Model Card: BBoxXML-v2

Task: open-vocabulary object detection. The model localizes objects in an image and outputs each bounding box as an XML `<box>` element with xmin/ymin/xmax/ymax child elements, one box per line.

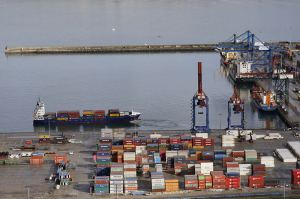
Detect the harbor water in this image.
<box><xmin>1</xmin><ymin>0</ymin><xmax>299</xmax><ymax>132</ymax></box>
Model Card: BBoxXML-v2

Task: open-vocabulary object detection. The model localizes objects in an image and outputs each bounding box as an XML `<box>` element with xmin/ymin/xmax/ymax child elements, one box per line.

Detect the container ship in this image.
<box><xmin>250</xmin><ymin>85</ymin><xmax>277</xmax><ymax>112</ymax></box>
<box><xmin>33</xmin><ymin>99</ymin><xmax>141</xmax><ymax>126</ymax></box>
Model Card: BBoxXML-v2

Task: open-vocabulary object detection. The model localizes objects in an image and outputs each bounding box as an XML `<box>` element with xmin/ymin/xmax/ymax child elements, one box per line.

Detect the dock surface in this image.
<box><xmin>4</xmin><ymin>44</ymin><xmax>216</xmax><ymax>55</ymax></box>
<box><xmin>0</xmin><ymin>129</ymin><xmax>300</xmax><ymax>199</ymax></box>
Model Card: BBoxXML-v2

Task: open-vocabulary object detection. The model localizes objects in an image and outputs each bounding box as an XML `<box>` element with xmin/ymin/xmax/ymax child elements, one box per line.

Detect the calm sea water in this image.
<box><xmin>0</xmin><ymin>0</ymin><xmax>299</xmax><ymax>132</ymax></box>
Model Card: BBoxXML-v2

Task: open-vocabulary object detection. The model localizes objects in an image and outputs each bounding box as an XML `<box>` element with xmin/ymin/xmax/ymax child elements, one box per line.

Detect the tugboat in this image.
<box><xmin>33</xmin><ymin>98</ymin><xmax>141</xmax><ymax>126</ymax></box>
<box><xmin>251</xmin><ymin>86</ymin><xmax>278</xmax><ymax>112</ymax></box>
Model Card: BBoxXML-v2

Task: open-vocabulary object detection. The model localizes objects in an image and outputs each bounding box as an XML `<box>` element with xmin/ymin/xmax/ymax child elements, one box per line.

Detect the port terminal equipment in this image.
<box><xmin>217</xmin><ymin>30</ymin><xmax>293</xmax><ymax>106</ymax></box>
<box><xmin>191</xmin><ymin>62</ymin><xmax>209</xmax><ymax>132</ymax></box>
<box><xmin>227</xmin><ymin>88</ymin><xmax>245</xmax><ymax>130</ymax></box>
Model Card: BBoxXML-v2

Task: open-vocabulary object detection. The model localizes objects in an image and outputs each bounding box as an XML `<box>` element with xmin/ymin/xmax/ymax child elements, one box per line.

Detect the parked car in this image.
<box><xmin>9</xmin><ymin>154</ymin><xmax>20</xmax><ymax>159</ymax></box>
<box><xmin>21</xmin><ymin>152</ymin><xmax>32</xmax><ymax>157</ymax></box>
<box><xmin>293</xmin><ymin>131</ymin><xmax>300</xmax><ymax>137</ymax></box>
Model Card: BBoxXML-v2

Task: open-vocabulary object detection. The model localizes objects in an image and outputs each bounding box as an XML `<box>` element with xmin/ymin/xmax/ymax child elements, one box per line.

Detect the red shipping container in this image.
<box><xmin>170</xmin><ymin>137</ymin><xmax>181</xmax><ymax>144</ymax></box>
<box><xmin>205</xmin><ymin>175</ymin><xmax>212</xmax><ymax>182</ymax></box>
<box><xmin>213</xmin><ymin>185</ymin><xmax>226</xmax><ymax>189</ymax></box>
<box><xmin>226</xmin><ymin>177</ymin><xmax>240</xmax><ymax>189</ymax></box>
<box><xmin>24</xmin><ymin>140</ymin><xmax>33</xmax><ymax>146</ymax></box>
<box><xmin>159</xmin><ymin>138</ymin><xmax>169</xmax><ymax>144</ymax></box>
<box><xmin>226</xmin><ymin>162</ymin><xmax>239</xmax><ymax>168</ymax></box>
<box><xmin>232</xmin><ymin>151</ymin><xmax>245</xmax><ymax>158</ymax></box>
<box><xmin>248</xmin><ymin>176</ymin><xmax>264</xmax><ymax>188</ymax></box>
<box><xmin>253</xmin><ymin>164</ymin><xmax>266</xmax><ymax>171</ymax></box>
<box><xmin>211</xmin><ymin>171</ymin><xmax>225</xmax><ymax>177</ymax></box>
<box><xmin>222</xmin><ymin>157</ymin><xmax>234</xmax><ymax>167</ymax></box>
<box><xmin>291</xmin><ymin>169</ymin><xmax>300</xmax><ymax>185</ymax></box>
<box><xmin>124</xmin><ymin>138</ymin><xmax>133</xmax><ymax>143</ymax></box>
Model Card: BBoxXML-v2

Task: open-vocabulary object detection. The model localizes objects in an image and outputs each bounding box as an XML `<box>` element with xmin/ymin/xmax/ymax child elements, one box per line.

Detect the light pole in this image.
<box><xmin>25</xmin><ymin>186</ymin><xmax>30</xmax><ymax>199</ymax></box>
<box><xmin>283</xmin><ymin>180</ymin><xmax>286</xmax><ymax>199</ymax></box>
<box><xmin>48</xmin><ymin>119</ymin><xmax>51</xmax><ymax>138</ymax></box>
<box><xmin>218</xmin><ymin>113</ymin><xmax>222</xmax><ymax>129</ymax></box>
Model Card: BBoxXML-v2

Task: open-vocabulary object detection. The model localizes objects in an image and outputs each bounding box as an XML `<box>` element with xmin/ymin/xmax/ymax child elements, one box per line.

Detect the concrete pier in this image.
<box><xmin>4</xmin><ymin>44</ymin><xmax>216</xmax><ymax>55</ymax></box>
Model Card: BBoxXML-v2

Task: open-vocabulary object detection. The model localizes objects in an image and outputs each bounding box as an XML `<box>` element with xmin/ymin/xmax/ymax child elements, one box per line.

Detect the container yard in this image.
<box><xmin>1</xmin><ymin>129</ymin><xmax>300</xmax><ymax>198</ymax></box>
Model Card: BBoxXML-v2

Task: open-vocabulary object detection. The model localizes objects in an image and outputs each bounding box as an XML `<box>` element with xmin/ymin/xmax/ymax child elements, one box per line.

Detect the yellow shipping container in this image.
<box><xmin>193</xmin><ymin>146</ymin><xmax>204</xmax><ymax>149</ymax></box>
<box><xmin>226</xmin><ymin>52</ymin><xmax>237</xmax><ymax>61</ymax></box>
<box><xmin>109</xmin><ymin>113</ymin><xmax>120</xmax><ymax>117</ymax></box>
<box><xmin>57</xmin><ymin>117</ymin><xmax>68</xmax><ymax>121</ymax></box>
<box><xmin>83</xmin><ymin>110</ymin><xmax>95</xmax><ymax>115</ymax></box>
<box><xmin>165</xmin><ymin>179</ymin><xmax>179</xmax><ymax>183</ymax></box>
<box><xmin>39</xmin><ymin>134</ymin><xmax>50</xmax><ymax>139</ymax></box>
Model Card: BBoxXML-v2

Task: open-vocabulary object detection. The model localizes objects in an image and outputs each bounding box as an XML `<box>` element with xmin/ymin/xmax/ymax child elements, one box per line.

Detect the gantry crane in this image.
<box><xmin>227</xmin><ymin>88</ymin><xmax>245</xmax><ymax>129</ymax></box>
<box><xmin>218</xmin><ymin>30</ymin><xmax>293</xmax><ymax>107</ymax></box>
<box><xmin>191</xmin><ymin>62</ymin><xmax>209</xmax><ymax>132</ymax></box>
<box><xmin>217</xmin><ymin>30</ymin><xmax>273</xmax><ymax>81</ymax></box>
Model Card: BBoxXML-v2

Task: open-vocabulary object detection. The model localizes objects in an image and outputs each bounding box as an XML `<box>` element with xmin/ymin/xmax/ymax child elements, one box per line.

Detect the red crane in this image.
<box><xmin>229</xmin><ymin>87</ymin><xmax>244</xmax><ymax>113</ymax></box>
<box><xmin>197</xmin><ymin>62</ymin><xmax>206</xmax><ymax>107</ymax></box>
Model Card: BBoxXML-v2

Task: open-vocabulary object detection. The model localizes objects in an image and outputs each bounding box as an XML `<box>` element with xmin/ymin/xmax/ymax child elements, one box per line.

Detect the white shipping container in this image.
<box><xmin>166</xmin><ymin>151</ymin><xmax>178</xmax><ymax>159</ymax></box>
<box><xmin>245</xmin><ymin>150</ymin><xmax>257</xmax><ymax>159</ymax></box>
<box><xmin>110</xmin><ymin>175</ymin><xmax>124</xmax><ymax>180</ymax></box>
<box><xmin>275</xmin><ymin>148</ymin><xmax>297</xmax><ymax>163</ymax></box>
<box><xmin>200</xmin><ymin>162</ymin><xmax>214</xmax><ymax>175</ymax></box>
<box><xmin>222</xmin><ymin>143</ymin><xmax>235</xmax><ymax>147</ymax></box>
<box><xmin>110</xmin><ymin>188</ymin><xmax>124</xmax><ymax>191</ymax></box>
<box><xmin>150</xmin><ymin>133</ymin><xmax>162</xmax><ymax>138</ymax></box>
<box><xmin>136</xmin><ymin>146</ymin><xmax>146</xmax><ymax>154</ymax></box>
<box><xmin>222</xmin><ymin>135</ymin><xmax>235</xmax><ymax>140</ymax></box>
<box><xmin>124</xmin><ymin>179</ymin><xmax>138</xmax><ymax>184</ymax></box>
<box><xmin>239</xmin><ymin>164</ymin><xmax>251</xmax><ymax>169</ymax></box>
<box><xmin>124</xmin><ymin>164</ymin><xmax>136</xmax><ymax>169</ymax></box>
<box><xmin>124</xmin><ymin>184</ymin><xmax>138</xmax><ymax>188</ymax></box>
<box><xmin>260</xmin><ymin>156</ymin><xmax>275</xmax><ymax>167</ymax></box>
<box><xmin>178</xmin><ymin>150</ymin><xmax>189</xmax><ymax>158</ymax></box>
<box><xmin>151</xmin><ymin>178</ymin><xmax>165</xmax><ymax>183</ymax></box>
<box><xmin>110</xmin><ymin>190</ymin><xmax>124</xmax><ymax>194</ymax></box>
<box><xmin>123</xmin><ymin>152</ymin><xmax>136</xmax><ymax>161</ymax></box>
<box><xmin>195</xmin><ymin>133</ymin><xmax>208</xmax><ymax>138</ymax></box>
<box><xmin>227</xmin><ymin>168</ymin><xmax>240</xmax><ymax>173</ymax></box>
<box><xmin>110</xmin><ymin>181</ymin><xmax>124</xmax><ymax>185</ymax></box>
<box><xmin>239</xmin><ymin>164</ymin><xmax>251</xmax><ymax>175</ymax></box>
<box><xmin>124</xmin><ymin>171</ymin><xmax>137</xmax><ymax>178</ymax></box>
<box><xmin>195</xmin><ymin>164</ymin><xmax>201</xmax><ymax>174</ymax></box>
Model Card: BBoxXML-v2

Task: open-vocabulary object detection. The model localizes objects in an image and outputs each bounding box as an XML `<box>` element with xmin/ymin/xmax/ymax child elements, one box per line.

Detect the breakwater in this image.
<box><xmin>4</xmin><ymin>44</ymin><xmax>216</xmax><ymax>55</ymax></box>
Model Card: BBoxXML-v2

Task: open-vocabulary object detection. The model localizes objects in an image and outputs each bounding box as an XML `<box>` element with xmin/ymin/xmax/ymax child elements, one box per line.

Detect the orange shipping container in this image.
<box><xmin>30</xmin><ymin>157</ymin><xmax>43</xmax><ymax>165</ymax></box>
<box><xmin>165</xmin><ymin>179</ymin><xmax>179</xmax><ymax>192</ymax></box>
<box><xmin>54</xmin><ymin>154</ymin><xmax>68</xmax><ymax>164</ymax></box>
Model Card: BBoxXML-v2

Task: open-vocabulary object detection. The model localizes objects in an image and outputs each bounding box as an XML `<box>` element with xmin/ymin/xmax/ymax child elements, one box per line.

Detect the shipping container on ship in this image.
<box><xmin>33</xmin><ymin>99</ymin><xmax>141</xmax><ymax>126</ymax></box>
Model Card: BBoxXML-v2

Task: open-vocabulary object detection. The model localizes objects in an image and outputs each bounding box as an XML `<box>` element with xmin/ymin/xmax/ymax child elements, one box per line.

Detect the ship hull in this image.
<box><xmin>33</xmin><ymin>115</ymin><xmax>140</xmax><ymax>126</ymax></box>
<box><xmin>252</xmin><ymin>99</ymin><xmax>277</xmax><ymax>112</ymax></box>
